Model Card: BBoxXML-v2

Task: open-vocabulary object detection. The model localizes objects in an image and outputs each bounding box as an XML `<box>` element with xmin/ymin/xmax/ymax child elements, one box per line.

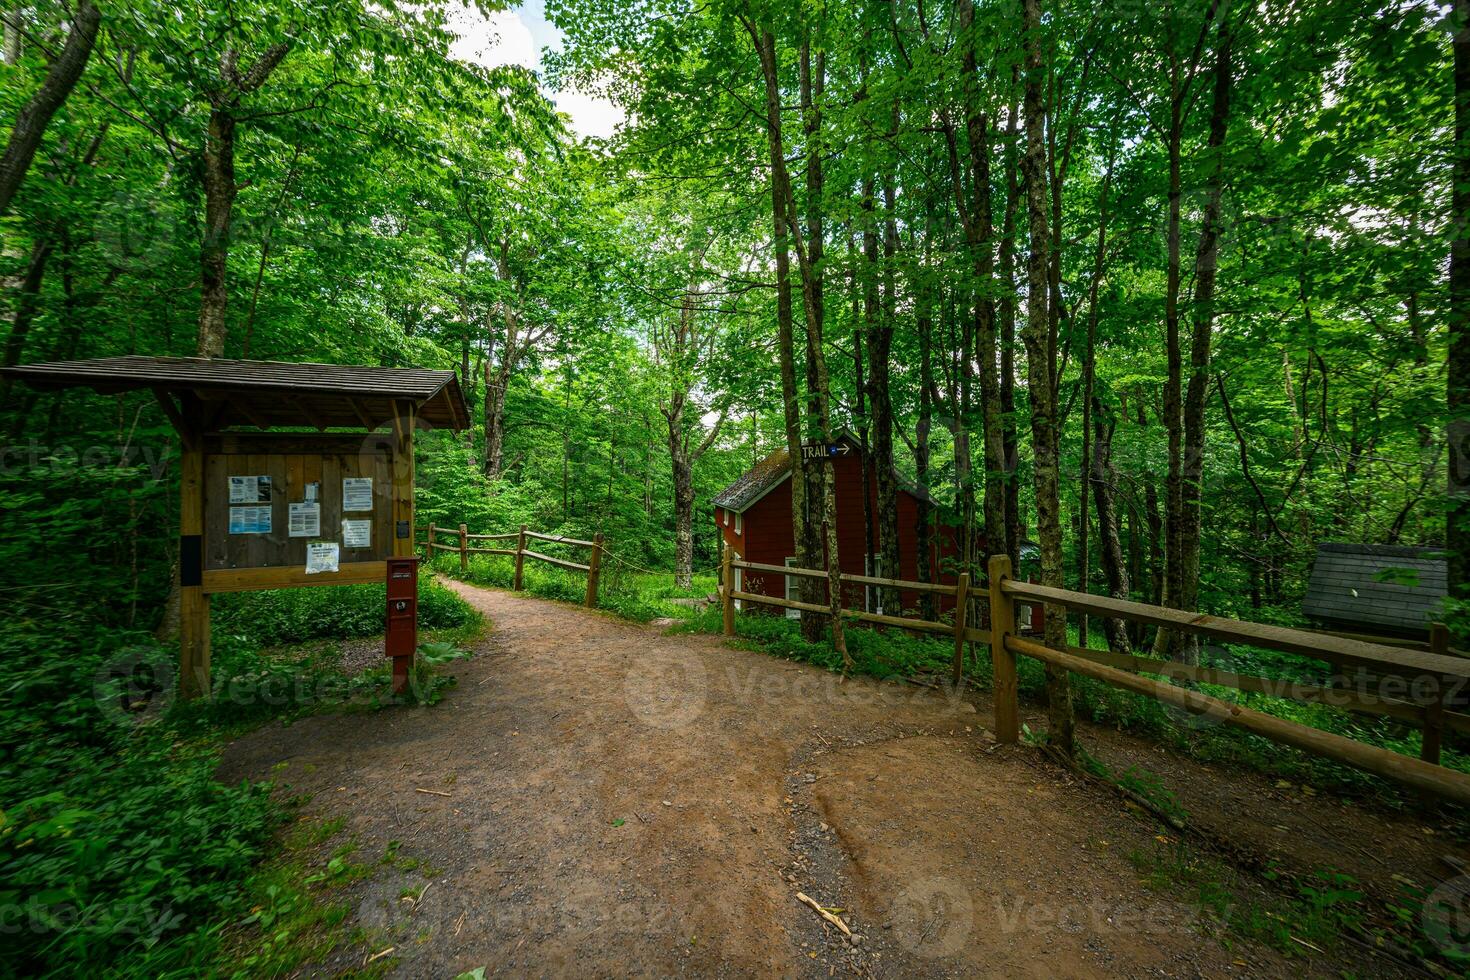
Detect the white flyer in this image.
<box><xmin>288</xmin><ymin>502</ymin><xmax>320</xmax><ymax>537</ymax></box>
<box><xmin>341</xmin><ymin>519</ymin><xmax>372</xmax><ymax>549</ymax></box>
<box><xmin>228</xmin><ymin>505</ymin><xmax>272</xmax><ymax>534</ymax></box>
<box><xmin>342</xmin><ymin>477</ymin><xmax>374</xmax><ymax>512</ymax></box>
<box><xmin>304</xmin><ymin>482</ymin><xmax>319</xmax><ymax>502</ymax></box>
<box><xmin>229</xmin><ymin>475</ymin><xmax>271</xmax><ymax>503</ymax></box>
<box><xmin>305</xmin><ymin>541</ymin><xmax>339</xmax><ymax>574</ymax></box>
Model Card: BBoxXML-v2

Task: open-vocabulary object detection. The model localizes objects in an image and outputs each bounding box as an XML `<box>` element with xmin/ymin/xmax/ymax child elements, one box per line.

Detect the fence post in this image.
<box><xmin>585</xmin><ymin>532</ymin><xmax>604</xmax><ymax>608</ymax></box>
<box><xmin>989</xmin><ymin>555</ymin><xmax>1019</xmax><ymax>744</ymax></box>
<box><xmin>513</xmin><ymin>525</ymin><xmax>527</xmax><ymax>590</ymax></box>
<box><xmin>722</xmin><ymin>541</ymin><xmax>736</xmax><ymax>636</ymax></box>
<box><xmin>951</xmin><ymin>572</ymin><xmax>970</xmax><ymax>686</ymax></box>
<box><xmin>1423</xmin><ymin>622</ymin><xmax>1451</xmax><ymax>767</ymax></box>
<box><xmin>458</xmin><ymin>523</ymin><xmax>468</xmax><ymax>572</ymax></box>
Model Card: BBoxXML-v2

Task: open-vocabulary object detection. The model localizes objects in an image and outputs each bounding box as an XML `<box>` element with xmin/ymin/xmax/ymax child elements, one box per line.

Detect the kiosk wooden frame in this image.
<box><xmin>0</xmin><ymin>355</ymin><xmax>470</xmax><ymax>698</ymax></box>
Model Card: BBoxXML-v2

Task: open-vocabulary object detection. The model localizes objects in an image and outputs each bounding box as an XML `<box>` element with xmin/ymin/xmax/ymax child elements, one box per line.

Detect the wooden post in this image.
<box><xmin>1423</xmin><ymin>622</ymin><xmax>1451</xmax><ymax>767</ymax></box>
<box><xmin>390</xmin><ymin>403</ymin><xmax>415</xmax><ymax>560</ymax></box>
<box><xmin>951</xmin><ymin>572</ymin><xmax>970</xmax><ymax>686</ymax></box>
<box><xmin>390</xmin><ymin>404</ymin><xmax>416</xmax><ymax>696</ymax></box>
<box><xmin>989</xmin><ymin>555</ymin><xmax>1018</xmax><ymax>743</ymax></box>
<box><xmin>584</xmin><ymin>532</ymin><xmax>604</xmax><ymax>608</ymax></box>
<box><xmin>458</xmin><ymin>523</ymin><xmax>468</xmax><ymax>572</ymax></box>
<box><xmin>722</xmin><ymin>541</ymin><xmax>736</xmax><ymax>636</ymax></box>
<box><xmin>427</xmin><ymin>523</ymin><xmax>435</xmax><ymax>554</ymax></box>
<box><xmin>178</xmin><ymin>413</ymin><xmax>210</xmax><ymax>700</ymax></box>
<box><xmin>513</xmin><ymin>524</ymin><xmax>527</xmax><ymax>590</ymax></box>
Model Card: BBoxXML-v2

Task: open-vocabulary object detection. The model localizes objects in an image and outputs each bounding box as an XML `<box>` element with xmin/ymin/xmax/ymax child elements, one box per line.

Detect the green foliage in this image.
<box><xmin>1128</xmin><ymin>839</ymin><xmax>1378</xmax><ymax>962</ymax></box>
<box><xmin>0</xmin><ymin>560</ymin><xmax>480</xmax><ymax>974</ymax></box>
<box><xmin>212</xmin><ymin>578</ymin><xmax>478</xmax><ymax>649</ymax></box>
<box><xmin>0</xmin><ymin>621</ymin><xmax>281</xmax><ymax>974</ymax></box>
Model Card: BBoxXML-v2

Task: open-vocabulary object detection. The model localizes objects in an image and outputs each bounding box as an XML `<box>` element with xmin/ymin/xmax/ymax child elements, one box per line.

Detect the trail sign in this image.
<box><xmin>801</xmin><ymin>441</ymin><xmax>853</xmax><ymax>463</ymax></box>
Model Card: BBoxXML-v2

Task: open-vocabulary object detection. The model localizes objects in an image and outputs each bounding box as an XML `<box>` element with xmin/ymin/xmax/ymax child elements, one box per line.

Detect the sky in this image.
<box><xmin>444</xmin><ymin>1</ymin><xmax>625</xmax><ymax>140</ymax></box>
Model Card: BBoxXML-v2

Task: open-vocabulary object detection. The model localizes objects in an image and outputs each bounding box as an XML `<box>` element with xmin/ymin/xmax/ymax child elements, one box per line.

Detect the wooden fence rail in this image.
<box><xmin>984</xmin><ymin>554</ymin><xmax>1470</xmax><ymax>807</ymax></box>
<box><xmin>722</xmin><ymin>549</ymin><xmax>992</xmax><ymax>685</ymax></box>
<box><xmin>421</xmin><ymin>522</ymin><xmax>604</xmax><ymax>608</ymax></box>
<box><xmin>716</xmin><ymin>543</ymin><xmax>1470</xmax><ymax>806</ymax></box>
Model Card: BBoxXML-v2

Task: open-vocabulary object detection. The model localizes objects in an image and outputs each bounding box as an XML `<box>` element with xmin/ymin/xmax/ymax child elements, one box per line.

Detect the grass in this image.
<box><xmin>430</xmin><ymin>550</ymin><xmax>718</xmax><ymax>623</ymax></box>
<box><xmin>1124</xmin><ymin>837</ymin><xmax>1371</xmax><ymax>959</ymax></box>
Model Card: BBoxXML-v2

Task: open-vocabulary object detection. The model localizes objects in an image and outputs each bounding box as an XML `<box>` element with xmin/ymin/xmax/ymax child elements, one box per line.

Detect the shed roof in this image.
<box><xmin>1302</xmin><ymin>542</ymin><xmax>1447</xmax><ymax>636</ymax></box>
<box><xmin>0</xmin><ymin>355</ymin><xmax>469</xmax><ymax>431</ymax></box>
<box><xmin>712</xmin><ymin>444</ymin><xmax>795</xmax><ymax>512</ymax></box>
<box><xmin>713</xmin><ymin>433</ymin><xmax>942</xmax><ymax>513</ymax></box>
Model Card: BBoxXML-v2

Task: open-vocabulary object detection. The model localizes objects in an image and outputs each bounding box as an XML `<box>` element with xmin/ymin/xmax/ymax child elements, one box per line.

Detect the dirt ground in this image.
<box><xmin>219</xmin><ymin>581</ymin><xmax>1468</xmax><ymax>978</ymax></box>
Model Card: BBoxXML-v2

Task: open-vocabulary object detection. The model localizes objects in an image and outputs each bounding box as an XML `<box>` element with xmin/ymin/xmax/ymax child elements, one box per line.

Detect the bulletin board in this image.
<box><xmin>203</xmin><ymin>432</ymin><xmax>395</xmax><ymax>570</ymax></box>
<box><xmin>198</xmin><ymin>431</ymin><xmax>409</xmax><ymax>593</ymax></box>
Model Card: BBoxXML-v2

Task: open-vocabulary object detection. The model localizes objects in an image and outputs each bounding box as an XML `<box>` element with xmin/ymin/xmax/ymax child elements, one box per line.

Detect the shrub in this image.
<box><xmin>0</xmin><ymin>624</ymin><xmax>279</xmax><ymax>974</ymax></box>
<box><xmin>212</xmin><ymin>577</ymin><xmax>476</xmax><ymax>648</ymax></box>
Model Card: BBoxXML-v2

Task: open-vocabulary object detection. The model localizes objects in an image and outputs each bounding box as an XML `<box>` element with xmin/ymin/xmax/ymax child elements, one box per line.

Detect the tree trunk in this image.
<box><xmin>668</xmin><ymin>419</ymin><xmax>695</xmax><ymax>590</ymax></box>
<box><xmin>869</xmin><ymin>175</ymin><xmax>901</xmax><ymax>614</ymax></box>
<box><xmin>197</xmin><ymin>107</ymin><xmax>235</xmax><ymax>357</ymax></box>
<box><xmin>790</xmin><ymin>42</ymin><xmax>846</xmax><ymax>660</ymax></box>
<box><xmin>958</xmin><ymin>0</ymin><xmax>1006</xmax><ymax>572</ymax></box>
<box><xmin>483</xmin><ymin>361</ymin><xmax>509</xmax><ymax>478</ymax></box>
<box><xmin>749</xmin><ymin>23</ymin><xmax>812</xmax><ymax>638</ymax></box>
<box><xmin>1076</xmin><ymin>160</ymin><xmax>1113</xmax><ymax>647</ymax></box>
<box><xmin>1091</xmin><ymin>396</ymin><xmax>1132</xmax><ymax>655</ymax></box>
<box><xmin>1179</xmin><ymin>1</ymin><xmax>1235</xmax><ymax>659</ymax></box>
<box><xmin>851</xmin><ymin>234</ymin><xmax>876</xmax><ymax>580</ymax></box>
<box><xmin>0</xmin><ymin>0</ymin><xmax>99</xmax><ymax>217</ymax></box>
<box><xmin>1020</xmin><ymin>0</ymin><xmax>1073</xmax><ymax>756</ymax></box>
<box><xmin>2</xmin><ymin>9</ymin><xmax>21</xmax><ymax>66</ymax></box>
<box><xmin>1450</xmin><ymin>0</ymin><xmax>1469</xmax><ymax>632</ymax></box>
<box><xmin>999</xmin><ymin>82</ymin><xmax>1023</xmax><ymax>565</ymax></box>
<box><xmin>196</xmin><ymin>42</ymin><xmax>289</xmax><ymax>358</ymax></box>
<box><xmin>2</xmin><ymin>238</ymin><xmax>53</xmax><ymax>371</ymax></box>
<box><xmin>916</xmin><ymin>286</ymin><xmax>936</xmax><ymax>622</ymax></box>
<box><xmin>1157</xmin><ymin>99</ymin><xmax>1186</xmax><ymax>660</ymax></box>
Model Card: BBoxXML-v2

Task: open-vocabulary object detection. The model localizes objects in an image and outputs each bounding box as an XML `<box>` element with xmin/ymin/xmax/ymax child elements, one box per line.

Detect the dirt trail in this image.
<box><xmin>220</xmin><ymin>581</ymin><xmax>1404</xmax><ymax>977</ymax></box>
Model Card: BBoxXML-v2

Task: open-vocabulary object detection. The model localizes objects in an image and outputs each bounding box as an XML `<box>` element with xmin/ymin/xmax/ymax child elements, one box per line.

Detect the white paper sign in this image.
<box><xmin>229</xmin><ymin>475</ymin><xmax>271</xmax><ymax>503</ymax></box>
<box><xmin>342</xmin><ymin>477</ymin><xmax>374</xmax><ymax>512</ymax></box>
<box><xmin>305</xmin><ymin>541</ymin><xmax>339</xmax><ymax>574</ymax></box>
<box><xmin>228</xmin><ymin>505</ymin><xmax>272</xmax><ymax>534</ymax></box>
<box><xmin>288</xmin><ymin>502</ymin><xmax>320</xmax><ymax>538</ymax></box>
<box><xmin>342</xmin><ymin>519</ymin><xmax>372</xmax><ymax>549</ymax></box>
<box><xmin>304</xmin><ymin>482</ymin><xmax>319</xmax><ymax>502</ymax></box>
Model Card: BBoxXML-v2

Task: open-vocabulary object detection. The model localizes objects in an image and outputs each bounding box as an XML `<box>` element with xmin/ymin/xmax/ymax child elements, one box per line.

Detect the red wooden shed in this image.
<box><xmin>713</xmin><ymin>434</ymin><xmax>1039</xmax><ymax>624</ymax></box>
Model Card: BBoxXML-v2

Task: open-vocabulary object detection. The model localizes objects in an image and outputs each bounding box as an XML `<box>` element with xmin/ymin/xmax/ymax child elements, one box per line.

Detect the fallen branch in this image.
<box><xmin>415</xmin><ymin>788</ymin><xmax>451</xmax><ymax>797</ymax></box>
<box><xmin>796</xmin><ymin>891</ymin><xmax>852</xmax><ymax>937</ymax></box>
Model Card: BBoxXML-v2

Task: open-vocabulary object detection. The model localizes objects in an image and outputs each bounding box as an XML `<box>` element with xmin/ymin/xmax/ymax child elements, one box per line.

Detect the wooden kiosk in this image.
<box><xmin>0</xmin><ymin>355</ymin><xmax>469</xmax><ymax>697</ymax></box>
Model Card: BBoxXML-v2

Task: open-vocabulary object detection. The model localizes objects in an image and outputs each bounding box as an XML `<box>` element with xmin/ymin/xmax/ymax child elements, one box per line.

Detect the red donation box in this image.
<box><xmin>385</xmin><ymin>556</ymin><xmax>419</xmax><ymax>693</ymax></box>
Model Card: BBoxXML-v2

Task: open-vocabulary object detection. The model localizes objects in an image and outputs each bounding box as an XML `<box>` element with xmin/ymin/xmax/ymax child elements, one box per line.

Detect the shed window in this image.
<box><xmin>734</xmin><ymin>512</ymin><xmax>743</xmax><ymax>535</ymax></box>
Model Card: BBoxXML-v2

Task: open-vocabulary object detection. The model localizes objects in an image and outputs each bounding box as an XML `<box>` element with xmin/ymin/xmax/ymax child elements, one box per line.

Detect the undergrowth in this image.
<box><xmin>0</xmin><ymin>579</ymin><xmax>481</xmax><ymax>975</ymax></box>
